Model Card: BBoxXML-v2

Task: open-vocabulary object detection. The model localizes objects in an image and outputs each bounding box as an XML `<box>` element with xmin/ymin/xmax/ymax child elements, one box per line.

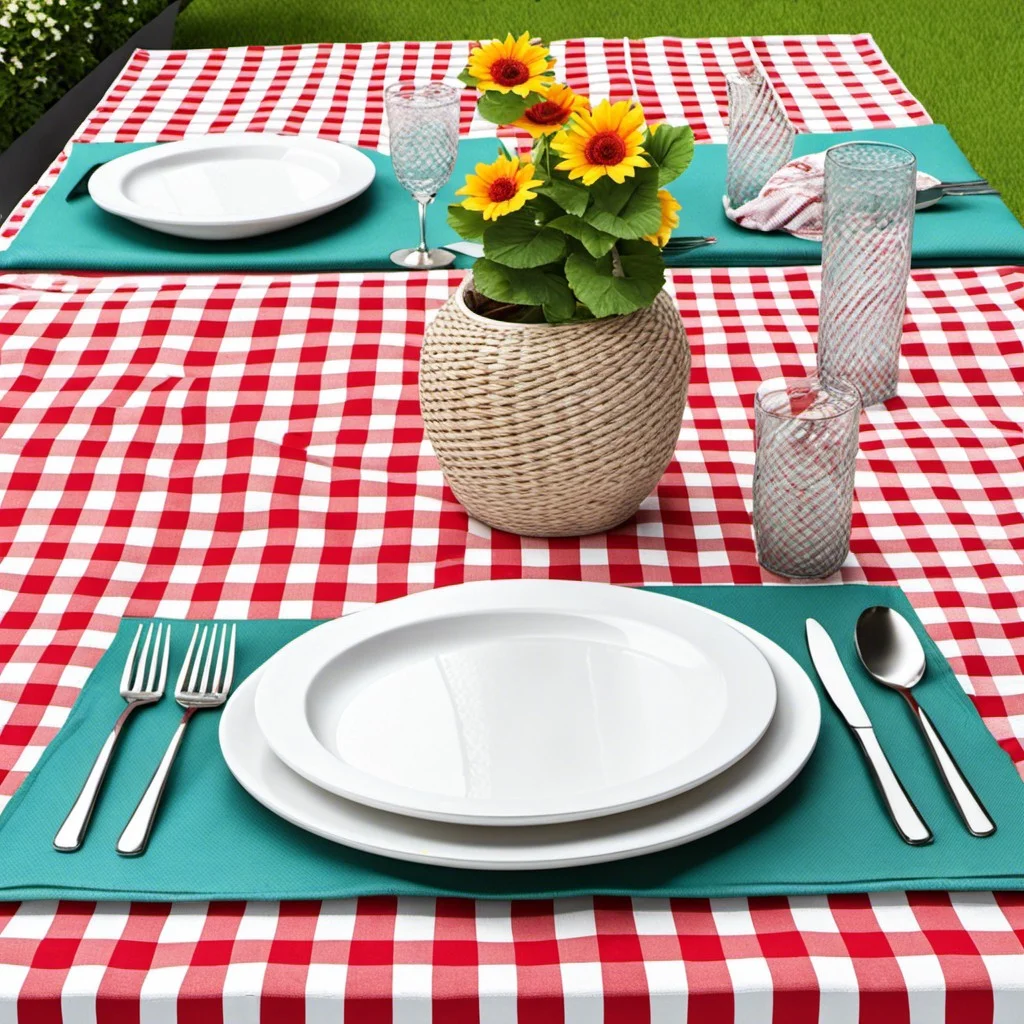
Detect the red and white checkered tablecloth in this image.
<box><xmin>0</xmin><ymin>33</ymin><xmax>1022</xmax><ymax>1024</ymax></box>
<box><xmin>1</xmin><ymin>264</ymin><xmax>1022</xmax><ymax>1022</ymax></box>
<box><xmin>1</xmin><ymin>34</ymin><xmax>930</xmax><ymax>245</ymax></box>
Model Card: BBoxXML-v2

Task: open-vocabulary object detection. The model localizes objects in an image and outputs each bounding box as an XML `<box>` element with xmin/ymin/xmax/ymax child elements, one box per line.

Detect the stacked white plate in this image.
<box><xmin>219</xmin><ymin>580</ymin><xmax>820</xmax><ymax>869</ymax></box>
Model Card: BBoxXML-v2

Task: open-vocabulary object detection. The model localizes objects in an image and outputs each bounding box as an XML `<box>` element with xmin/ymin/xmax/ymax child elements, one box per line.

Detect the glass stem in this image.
<box><xmin>416</xmin><ymin>197</ymin><xmax>432</xmax><ymax>254</ymax></box>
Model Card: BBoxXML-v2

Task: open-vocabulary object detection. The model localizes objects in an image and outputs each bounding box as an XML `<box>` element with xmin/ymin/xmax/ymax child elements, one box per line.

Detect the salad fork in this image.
<box><xmin>54</xmin><ymin>623</ymin><xmax>171</xmax><ymax>852</ymax></box>
<box><xmin>116</xmin><ymin>623</ymin><xmax>236</xmax><ymax>856</ymax></box>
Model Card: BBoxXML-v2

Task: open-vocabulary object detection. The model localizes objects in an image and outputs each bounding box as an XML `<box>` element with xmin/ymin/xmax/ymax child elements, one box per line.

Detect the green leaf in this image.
<box><xmin>476</xmin><ymin>89</ymin><xmax>544</xmax><ymax>126</ymax></box>
<box><xmin>644</xmin><ymin>124</ymin><xmax>695</xmax><ymax>186</ymax></box>
<box><xmin>447</xmin><ymin>204</ymin><xmax>486</xmax><ymax>241</ymax></box>
<box><xmin>547</xmin><ymin>215</ymin><xmax>618</xmax><ymax>258</ymax></box>
<box><xmin>536</xmin><ymin>177</ymin><xmax>590</xmax><ymax>217</ymax></box>
<box><xmin>472</xmin><ymin>259</ymin><xmax>575</xmax><ymax>320</ymax></box>
<box><xmin>529</xmin><ymin>192</ymin><xmax>566</xmax><ymax>223</ymax></box>
<box><xmin>483</xmin><ymin>209</ymin><xmax>567</xmax><ymax>269</ymax></box>
<box><xmin>457</xmin><ymin>68</ymin><xmax>477</xmax><ymax>88</ymax></box>
<box><xmin>583</xmin><ymin>171</ymin><xmax>662</xmax><ymax>239</ymax></box>
<box><xmin>564</xmin><ymin>240</ymin><xmax>666</xmax><ymax>318</ymax></box>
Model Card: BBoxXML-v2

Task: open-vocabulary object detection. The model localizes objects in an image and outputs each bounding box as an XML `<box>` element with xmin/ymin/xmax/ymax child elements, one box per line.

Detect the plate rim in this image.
<box><xmin>220</xmin><ymin>606</ymin><xmax>820</xmax><ymax>871</ymax></box>
<box><xmin>87</xmin><ymin>134</ymin><xmax>376</xmax><ymax>229</ymax></box>
<box><xmin>253</xmin><ymin>580</ymin><xmax>778</xmax><ymax>826</ymax></box>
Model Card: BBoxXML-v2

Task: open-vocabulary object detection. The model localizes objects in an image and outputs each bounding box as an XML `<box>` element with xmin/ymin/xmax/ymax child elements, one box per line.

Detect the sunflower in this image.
<box><xmin>456</xmin><ymin>154</ymin><xmax>545</xmax><ymax>221</ymax></box>
<box><xmin>467</xmin><ymin>33</ymin><xmax>554</xmax><ymax>98</ymax></box>
<box><xmin>510</xmin><ymin>82</ymin><xmax>589</xmax><ymax>138</ymax></box>
<box><xmin>644</xmin><ymin>189</ymin><xmax>682</xmax><ymax>247</ymax></box>
<box><xmin>551</xmin><ymin>99</ymin><xmax>650</xmax><ymax>186</ymax></box>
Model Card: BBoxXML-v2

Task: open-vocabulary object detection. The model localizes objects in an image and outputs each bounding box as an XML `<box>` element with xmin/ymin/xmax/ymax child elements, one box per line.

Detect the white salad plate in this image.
<box><xmin>88</xmin><ymin>135</ymin><xmax>376</xmax><ymax>240</ymax></box>
<box><xmin>253</xmin><ymin>580</ymin><xmax>778</xmax><ymax>826</ymax></box>
<box><xmin>221</xmin><ymin>607</ymin><xmax>820</xmax><ymax>870</ymax></box>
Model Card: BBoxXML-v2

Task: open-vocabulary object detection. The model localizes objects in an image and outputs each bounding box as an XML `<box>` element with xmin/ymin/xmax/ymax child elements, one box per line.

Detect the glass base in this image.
<box><xmin>390</xmin><ymin>247</ymin><xmax>456</xmax><ymax>269</ymax></box>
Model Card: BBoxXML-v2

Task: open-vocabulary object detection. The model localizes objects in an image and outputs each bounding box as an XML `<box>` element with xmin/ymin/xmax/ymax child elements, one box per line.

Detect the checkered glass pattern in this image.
<box><xmin>0</xmin><ymin>34</ymin><xmax>1021</xmax><ymax>1024</ymax></box>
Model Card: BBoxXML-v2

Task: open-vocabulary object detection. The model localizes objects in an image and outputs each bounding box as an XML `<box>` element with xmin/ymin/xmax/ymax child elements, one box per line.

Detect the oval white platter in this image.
<box><xmin>221</xmin><ymin>606</ymin><xmax>819</xmax><ymax>871</ymax></box>
<box><xmin>253</xmin><ymin>580</ymin><xmax>778</xmax><ymax>826</ymax></box>
<box><xmin>88</xmin><ymin>134</ymin><xmax>376</xmax><ymax>240</ymax></box>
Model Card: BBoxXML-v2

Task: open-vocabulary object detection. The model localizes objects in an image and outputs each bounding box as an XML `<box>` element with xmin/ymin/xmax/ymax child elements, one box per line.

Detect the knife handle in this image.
<box><xmin>852</xmin><ymin>727</ymin><xmax>933</xmax><ymax>845</ymax></box>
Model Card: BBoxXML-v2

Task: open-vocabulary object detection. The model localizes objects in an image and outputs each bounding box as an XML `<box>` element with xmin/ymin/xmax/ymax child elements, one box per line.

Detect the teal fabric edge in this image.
<box><xmin>665</xmin><ymin>124</ymin><xmax>1024</xmax><ymax>268</ymax></box>
<box><xmin>1</xmin><ymin>583</ymin><xmax>1023</xmax><ymax>903</ymax></box>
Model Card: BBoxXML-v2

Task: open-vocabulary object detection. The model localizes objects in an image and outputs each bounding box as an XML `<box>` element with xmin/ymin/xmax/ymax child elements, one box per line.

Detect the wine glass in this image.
<box><xmin>385</xmin><ymin>81</ymin><xmax>461</xmax><ymax>269</ymax></box>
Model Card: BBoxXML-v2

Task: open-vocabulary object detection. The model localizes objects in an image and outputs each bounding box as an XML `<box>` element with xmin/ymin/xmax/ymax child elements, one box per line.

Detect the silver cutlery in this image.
<box><xmin>441</xmin><ymin>240</ymin><xmax>484</xmax><ymax>258</ymax></box>
<box><xmin>855</xmin><ymin>606</ymin><xmax>995</xmax><ymax>837</ymax></box>
<box><xmin>54</xmin><ymin>623</ymin><xmax>171</xmax><ymax>852</ymax></box>
<box><xmin>442</xmin><ymin>236</ymin><xmax>718</xmax><ymax>262</ymax></box>
<box><xmin>806</xmin><ymin>618</ymin><xmax>933</xmax><ymax>845</ymax></box>
<box><xmin>116</xmin><ymin>623</ymin><xmax>237</xmax><ymax>856</ymax></box>
<box><xmin>916</xmin><ymin>179</ymin><xmax>1000</xmax><ymax>210</ymax></box>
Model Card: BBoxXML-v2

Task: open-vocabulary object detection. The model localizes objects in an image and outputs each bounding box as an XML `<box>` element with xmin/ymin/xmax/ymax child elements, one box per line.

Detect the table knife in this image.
<box><xmin>441</xmin><ymin>237</ymin><xmax>718</xmax><ymax>261</ymax></box>
<box><xmin>805</xmin><ymin>618</ymin><xmax>933</xmax><ymax>846</ymax></box>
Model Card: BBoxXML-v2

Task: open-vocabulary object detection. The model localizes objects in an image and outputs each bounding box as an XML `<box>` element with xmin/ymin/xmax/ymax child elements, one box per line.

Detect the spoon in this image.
<box><xmin>855</xmin><ymin>606</ymin><xmax>995</xmax><ymax>837</ymax></box>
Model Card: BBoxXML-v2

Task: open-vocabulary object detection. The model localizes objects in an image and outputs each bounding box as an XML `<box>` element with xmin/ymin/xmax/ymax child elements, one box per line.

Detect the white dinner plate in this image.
<box><xmin>88</xmin><ymin>135</ymin><xmax>376</xmax><ymax>239</ymax></box>
<box><xmin>254</xmin><ymin>581</ymin><xmax>777</xmax><ymax>826</ymax></box>
<box><xmin>221</xmin><ymin>609</ymin><xmax>819</xmax><ymax>870</ymax></box>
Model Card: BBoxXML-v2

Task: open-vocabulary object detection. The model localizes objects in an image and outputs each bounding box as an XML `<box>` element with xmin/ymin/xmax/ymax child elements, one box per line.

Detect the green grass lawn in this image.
<box><xmin>175</xmin><ymin>0</ymin><xmax>1024</xmax><ymax>222</ymax></box>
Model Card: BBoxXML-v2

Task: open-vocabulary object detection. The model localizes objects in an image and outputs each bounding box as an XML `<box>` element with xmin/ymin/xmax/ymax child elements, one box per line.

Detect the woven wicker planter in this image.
<box><xmin>418</xmin><ymin>278</ymin><xmax>690</xmax><ymax>537</ymax></box>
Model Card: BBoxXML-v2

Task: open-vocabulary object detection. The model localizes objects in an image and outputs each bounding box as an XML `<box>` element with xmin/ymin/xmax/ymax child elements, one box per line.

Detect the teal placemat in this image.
<box><xmin>1</xmin><ymin>585</ymin><xmax>1023</xmax><ymax>902</ymax></box>
<box><xmin>663</xmin><ymin>125</ymin><xmax>1024</xmax><ymax>268</ymax></box>
<box><xmin>0</xmin><ymin>138</ymin><xmax>492</xmax><ymax>273</ymax></box>
<box><xmin>3</xmin><ymin>126</ymin><xmax>1022</xmax><ymax>274</ymax></box>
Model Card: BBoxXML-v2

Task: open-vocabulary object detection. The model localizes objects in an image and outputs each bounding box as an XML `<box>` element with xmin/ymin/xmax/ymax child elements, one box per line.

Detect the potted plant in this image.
<box><xmin>419</xmin><ymin>33</ymin><xmax>694</xmax><ymax>537</ymax></box>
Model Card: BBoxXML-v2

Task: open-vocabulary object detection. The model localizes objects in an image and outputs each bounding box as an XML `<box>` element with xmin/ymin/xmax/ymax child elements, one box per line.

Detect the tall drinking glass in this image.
<box><xmin>725</xmin><ymin>67</ymin><xmax>795</xmax><ymax>208</ymax></box>
<box><xmin>816</xmin><ymin>142</ymin><xmax>916</xmax><ymax>406</ymax></box>
<box><xmin>385</xmin><ymin>81</ymin><xmax>461</xmax><ymax>269</ymax></box>
<box><xmin>753</xmin><ymin>376</ymin><xmax>861</xmax><ymax>579</ymax></box>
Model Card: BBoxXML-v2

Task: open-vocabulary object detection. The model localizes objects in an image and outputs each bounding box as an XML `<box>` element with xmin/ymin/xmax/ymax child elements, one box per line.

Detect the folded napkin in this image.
<box><xmin>724</xmin><ymin>152</ymin><xmax>941</xmax><ymax>240</ymax></box>
<box><xmin>0</xmin><ymin>137</ymin><xmax>497</xmax><ymax>273</ymax></box>
<box><xmin>0</xmin><ymin>585</ymin><xmax>1022</xmax><ymax>903</ymax></box>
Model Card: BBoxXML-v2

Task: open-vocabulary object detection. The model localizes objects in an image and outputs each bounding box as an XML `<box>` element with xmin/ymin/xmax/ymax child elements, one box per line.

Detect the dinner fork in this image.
<box><xmin>116</xmin><ymin>623</ymin><xmax>236</xmax><ymax>856</ymax></box>
<box><xmin>54</xmin><ymin>623</ymin><xmax>171</xmax><ymax>852</ymax></box>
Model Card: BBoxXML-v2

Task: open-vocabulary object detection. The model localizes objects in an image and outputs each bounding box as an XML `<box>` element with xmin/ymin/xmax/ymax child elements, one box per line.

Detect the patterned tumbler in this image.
<box><xmin>753</xmin><ymin>376</ymin><xmax>861</xmax><ymax>579</ymax></box>
<box><xmin>816</xmin><ymin>142</ymin><xmax>916</xmax><ymax>406</ymax></box>
<box><xmin>725</xmin><ymin>66</ymin><xmax>796</xmax><ymax>208</ymax></box>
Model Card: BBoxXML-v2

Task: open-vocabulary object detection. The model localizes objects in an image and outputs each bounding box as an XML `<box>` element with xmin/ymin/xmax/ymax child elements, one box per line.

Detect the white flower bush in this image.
<box><xmin>0</xmin><ymin>0</ymin><xmax>164</xmax><ymax>149</ymax></box>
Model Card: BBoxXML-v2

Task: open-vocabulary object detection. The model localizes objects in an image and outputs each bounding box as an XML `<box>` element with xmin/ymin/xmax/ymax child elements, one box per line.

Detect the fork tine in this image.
<box><xmin>154</xmin><ymin>623</ymin><xmax>171</xmax><ymax>693</ymax></box>
<box><xmin>219</xmin><ymin>624</ymin><xmax>237</xmax><ymax>696</ymax></box>
<box><xmin>185</xmin><ymin>626</ymin><xmax>209</xmax><ymax>694</ymax></box>
<box><xmin>174</xmin><ymin>624</ymin><xmax>200</xmax><ymax>694</ymax></box>
<box><xmin>131</xmin><ymin>624</ymin><xmax>155</xmax><ymax>693</ymax></box>
<box><xmin>197</xmin><ymin>626</ymin><xmax>216</xmax><ymax>693</ymax></box>
<box><xmin>145</xmin><ymin>624</ymin><xmax>163</xmax><ymax>692</ymax></box>
<box><xmin>211</xmin><ymin>624</ymin><xmax>226</xmax><ymax>694</ymax></box>
<box><xmin>120</xmin><ymin>624</ymin><xmax>144</xmax><ymax>691</ymax></box>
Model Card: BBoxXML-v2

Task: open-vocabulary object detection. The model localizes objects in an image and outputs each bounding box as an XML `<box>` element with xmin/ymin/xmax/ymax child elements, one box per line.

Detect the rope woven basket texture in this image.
<box><xmin>419</xmin><ymin>278</ymin><xmax>690</xmax><ymax>537</ymax></box>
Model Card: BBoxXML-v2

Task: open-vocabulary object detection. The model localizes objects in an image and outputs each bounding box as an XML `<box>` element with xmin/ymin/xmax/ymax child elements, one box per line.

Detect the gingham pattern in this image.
<box><xmin>0</xmin><ymin>33</ymin><xmax>931</xmax><ymax>246</ymax></box>
<box><xmin>0</xmin><ymin>264</ymin><xmax>1023</xmax><ymax>1021</ymax></box>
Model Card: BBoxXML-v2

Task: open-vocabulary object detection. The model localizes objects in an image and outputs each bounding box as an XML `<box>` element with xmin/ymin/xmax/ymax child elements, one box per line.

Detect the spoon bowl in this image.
<box><xmin>855</xmin><ymin>606</ymin><xmax>926</xmax><ymax>690</ymax></box>
<box><xmin>855</xmin><ymin>605</ymin><xmax>995</xmax><ymax>837</ymax></box>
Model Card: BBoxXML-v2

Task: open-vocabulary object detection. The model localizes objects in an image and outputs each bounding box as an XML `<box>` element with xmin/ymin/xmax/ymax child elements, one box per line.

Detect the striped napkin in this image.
<box><xmin>723</xmin><ymin>152</ymin><xmax>940</xmax><ymax>240</ymax></box>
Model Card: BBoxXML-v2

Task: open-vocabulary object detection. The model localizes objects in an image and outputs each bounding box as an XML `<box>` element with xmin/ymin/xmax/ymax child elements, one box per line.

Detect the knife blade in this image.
<box><xmin>806</xmin><ymin>618</ymin><xmax>933</xmax><ymax>846</ymax></box>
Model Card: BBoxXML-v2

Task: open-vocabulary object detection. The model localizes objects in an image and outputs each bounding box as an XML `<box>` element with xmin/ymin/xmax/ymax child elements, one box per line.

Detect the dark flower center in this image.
<box><xmin>525</xmin><ymin>100</ymin><xmax>566</xmax><ymax>125</ymax></box>
<box><xmin>490</xmin><ymin>58</ymin><xmax>530</xmax><ymax>86</ymax></box>
<box><xmin>487</xmin><ymin>177</ymin><xmax>518</xmax><ymax>202</ymax></box>
<box><xmin>585</xmin><ymin>131</ymin><xmax>627</xmax><ymax>165</ymax></box>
